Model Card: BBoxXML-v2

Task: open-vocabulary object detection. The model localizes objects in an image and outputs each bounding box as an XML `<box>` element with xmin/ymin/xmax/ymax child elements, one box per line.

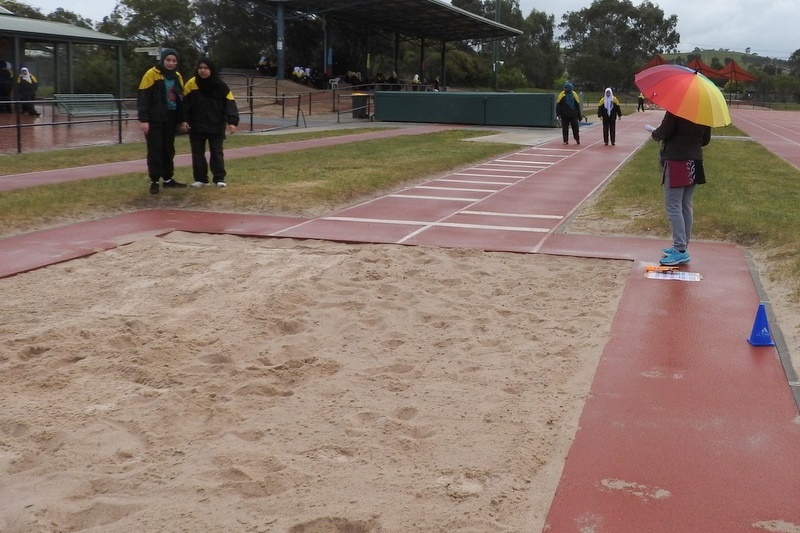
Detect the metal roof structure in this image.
<box><xmin>0</xmin><ymin>12</ymin><xmax>125</xmax><ymax>45</ymax></box>
<box><xmin>273</xmin><ymin>0</ymin><xmax>523</xmax><ymax>42</ymax></box>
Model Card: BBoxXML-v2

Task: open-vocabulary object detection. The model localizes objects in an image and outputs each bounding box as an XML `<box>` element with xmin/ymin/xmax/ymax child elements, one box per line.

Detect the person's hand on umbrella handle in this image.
<box><xmin>645</xmin><ymin>124</ymin><xmax>656</xmax><ymax>132</ymax></box>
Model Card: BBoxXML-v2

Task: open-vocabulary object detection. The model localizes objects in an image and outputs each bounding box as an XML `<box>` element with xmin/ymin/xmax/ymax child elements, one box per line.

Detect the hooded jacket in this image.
<box><xmin>597</xmin><ymin>90</ymin><xmax>622</xmax><ymax>121</ymax></box>
<box><xmin>183</xmin><ymin>59</ymin><xmax>239</xmax><ymax>135</ymax></box>
<box><xmin>16</xmin><ymin>67</ymin><xmax>38</xmax><ymax>99</ymax></box>
<box><xmin>555</xmin><ymin>85</ymin><xmax>581</xmax><ymax>120</ymax></box>
<box><xmin>137</xmin><ymin>62</ymin><xmax>185</xmax><ymax>123</ymax></box>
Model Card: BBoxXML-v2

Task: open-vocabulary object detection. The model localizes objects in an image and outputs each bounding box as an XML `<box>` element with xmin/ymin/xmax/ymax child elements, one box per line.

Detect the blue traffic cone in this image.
<box><xmin>747</xmin><ymin>303</ymin><xmax>775</xmax><ymax>346</ymax></box>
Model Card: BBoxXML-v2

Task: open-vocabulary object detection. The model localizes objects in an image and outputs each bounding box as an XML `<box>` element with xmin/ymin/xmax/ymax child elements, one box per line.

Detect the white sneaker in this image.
<box><xmin>191</xmin><ymin>181</ymin><xmax>209</xmax><ymax>188</ymax></box>
<box><xmin>215</xmin><ymin>182</ymin><xmax>227</xmax><ymax>188</ymax></box>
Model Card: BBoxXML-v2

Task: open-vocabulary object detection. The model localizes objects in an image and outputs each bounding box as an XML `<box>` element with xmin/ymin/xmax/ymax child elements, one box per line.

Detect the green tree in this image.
<box><xmin>0</xmin><ymin>0</ymin><xmax>44</xmax><ymax>18</ymax></box>
<box><xmin>559</xmin><ymin>0</ymin><xmax>679</xmax><ymax>90</ymax></box>
<box><xmin>788</xmin><ymin>49</ymin><xmax>800</xmax><ymax>78</ymax></box>
<box><xmin>515</xmin><ymin>10</ymin><xmax>560</xmax><ymax>88</ymax></box>
<box><xmin>192</xmin><ymin>0</ymin><xmax>267</xmax><ymax>68</ymax></box>
<box><xmin>116</xmin><ymin>0</ymin><xmax>202</xmax><ymax>64</ymax></box>
<box><xmin>46</xmin><ymin>7</ymin><xmax>94</xmax><ymax>28</ymax></box>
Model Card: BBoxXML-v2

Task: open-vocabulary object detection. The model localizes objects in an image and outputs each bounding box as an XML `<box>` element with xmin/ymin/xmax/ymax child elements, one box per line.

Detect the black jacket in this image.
<box><xmin>183</xmin><ymin>76</ymin><xmax>239</xmax><ymax>135</ymax></box>
<box><xmin>137</xmin><ymin>66</ymin><xmax>185</xmax><ymax>123</ymax></box>
<box><xmin>555</xmin><ymin>90</ymin><xmax>582</xmax><ymax>120</ymax></box>
<box><xmin>597</xmin><ymin>97</ymin><xmax>622</xmax><ymax>121</ymax></box>
<box><xmin>651</xmin><ymin>112</ymin><xmax>711</xmax><ymax>161</ymax></box>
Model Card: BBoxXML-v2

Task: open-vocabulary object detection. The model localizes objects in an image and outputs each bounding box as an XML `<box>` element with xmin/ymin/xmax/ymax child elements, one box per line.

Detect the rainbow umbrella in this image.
<box><xmin>635</xmin><ymin>64</ymin><xmax>731</xmax><ymax>127</ymax></box>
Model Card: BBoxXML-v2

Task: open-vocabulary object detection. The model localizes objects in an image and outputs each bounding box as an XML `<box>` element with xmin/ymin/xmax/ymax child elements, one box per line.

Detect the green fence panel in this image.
<box><xmin>373</xmin><ymin>92</ymin><xmax>557</xmax><ymax>127</ymax></box>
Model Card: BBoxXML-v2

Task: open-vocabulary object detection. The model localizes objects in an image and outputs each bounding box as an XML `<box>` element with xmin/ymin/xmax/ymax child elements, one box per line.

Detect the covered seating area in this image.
<box><xmin>262</xmin><ymin>0</ymin><xmax>522</xmax><ymax>87</ymax></box>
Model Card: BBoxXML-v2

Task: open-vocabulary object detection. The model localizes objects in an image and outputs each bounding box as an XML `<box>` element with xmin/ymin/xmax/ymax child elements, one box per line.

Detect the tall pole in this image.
<box><xmin>491</xmin><ymin>0</ymin><xmax>499</xmax><ymax>91</ymax></box>
<box><xmin>276</xmin><ymin>1</ymin><xmax>285</xmax><ymax>80</ymax></box>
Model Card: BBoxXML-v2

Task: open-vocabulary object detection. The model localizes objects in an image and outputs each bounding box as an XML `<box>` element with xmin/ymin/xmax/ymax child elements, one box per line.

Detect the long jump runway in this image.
<box><xmin>1</xmin><ymin>109</ymin><xmax>799</xmax><ymax>531</ymax></box>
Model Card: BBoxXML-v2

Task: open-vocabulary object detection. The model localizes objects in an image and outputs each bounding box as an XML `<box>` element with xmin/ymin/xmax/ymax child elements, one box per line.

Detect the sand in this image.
<box><xmin>0</xmin><ymin>232</ymin><xmax>630</xmax><ymax>532</ymax></box>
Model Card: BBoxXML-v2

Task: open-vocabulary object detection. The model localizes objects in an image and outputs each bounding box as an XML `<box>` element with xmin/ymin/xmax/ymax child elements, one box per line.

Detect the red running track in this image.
<box><xmin>1</xmin><ymin>109</ymin><xmax>799</xmax><ymax>532</ymax></box>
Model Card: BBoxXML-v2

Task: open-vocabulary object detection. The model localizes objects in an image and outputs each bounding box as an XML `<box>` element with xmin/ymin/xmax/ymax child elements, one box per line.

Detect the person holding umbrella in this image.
<box><xmin>635</xmin><ymin>64</ymin><xmax>730</xmax><ymax>266</ymax></box>
<box><xmin>648</xmin><ymin>111</ymin><xmax>711</xmax><ymax>266</ymax></box>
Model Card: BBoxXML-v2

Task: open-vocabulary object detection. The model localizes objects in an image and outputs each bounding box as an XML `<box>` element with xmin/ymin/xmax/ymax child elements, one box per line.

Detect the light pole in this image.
<box><xmin>491</xmin><ymin>60</ymin><xmax>504</xmax><ymax>91</ymax></box>
<box><xmin>490</xmin><ymin>0</ymin><xmax>500</xmax><ymax>90</ymax></box>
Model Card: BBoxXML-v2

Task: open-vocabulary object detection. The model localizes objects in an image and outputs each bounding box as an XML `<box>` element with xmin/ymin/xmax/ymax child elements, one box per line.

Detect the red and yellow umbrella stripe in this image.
<box><xmin>635</xmin><ymin>64</ymin><xmax>731</xmax><ymax>128</ymax></box>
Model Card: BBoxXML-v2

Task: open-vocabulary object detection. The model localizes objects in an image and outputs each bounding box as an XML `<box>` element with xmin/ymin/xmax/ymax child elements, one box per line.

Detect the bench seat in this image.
<box><xmin>53</xmin><ymin>94</ymin><xmax>129</xmax><ymax>119</ymax></box>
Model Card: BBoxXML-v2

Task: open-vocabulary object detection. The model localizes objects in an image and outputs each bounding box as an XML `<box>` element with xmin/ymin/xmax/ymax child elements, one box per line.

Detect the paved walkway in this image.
<box><xmin>2</xmin><ymin>108</ymin><xmax>800</xmax><ymax>532</ymax></box>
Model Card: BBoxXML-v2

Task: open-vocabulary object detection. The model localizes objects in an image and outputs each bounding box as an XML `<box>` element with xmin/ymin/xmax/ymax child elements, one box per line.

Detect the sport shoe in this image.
<box><xmin>660</xmin><ymin>251</ymin><xmax>690</xmax><ymax>266</ymax></box>
<box><xmin>163</xmin><ymin>179</ymin><xmax>187</xmax><ymax>188</ymax></box>
<box><xmin>215</xmin><ymin>181</ymin><xmax>227</xmax><ymax>188</ymax></box>
<box><xmin>662</xmin><ymin>247</ymin><xmax>677</xmax><ymax>256</ymax></box>
<box><xmin>149</xmin><ymin>181</ymin><xmax>159</xmax><ymax>195</ymax></box>
<box><xmin>191</xmin><ymin>181</ymin><xmax>209</xmax><ymax>188</ymax></box>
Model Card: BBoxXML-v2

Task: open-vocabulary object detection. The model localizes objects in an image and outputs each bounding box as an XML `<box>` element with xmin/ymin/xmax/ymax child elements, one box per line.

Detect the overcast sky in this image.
<box><xmin>19</xmin><ymin>0</ymin><xmax>800</xmax><ymax>60</ymax></box>
<box><xmin>518</xmin><ymin>0</ymin><xmax>798</xmax><ymax>60</ymax></box>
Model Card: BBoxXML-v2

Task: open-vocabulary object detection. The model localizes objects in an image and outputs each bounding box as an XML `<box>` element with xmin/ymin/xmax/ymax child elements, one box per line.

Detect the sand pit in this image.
<box><xmin>0</xmin><ymin>233</ymin><xmax>630</xmax><ymax>532</ymax></box>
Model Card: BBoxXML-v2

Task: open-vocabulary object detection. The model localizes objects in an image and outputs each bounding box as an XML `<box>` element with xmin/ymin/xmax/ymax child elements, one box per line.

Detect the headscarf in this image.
<box><xmin>563</xmin><ymin>82</ymin><xmax>575</xmax><ymax>109</ymax></box>
<box><xmin>604</xmin><ymin>88</ymin><xmax>614</xmax><ymax>116</ymax></box>
<box><xmin>194</xmin><ymin>57</ymin><xmax>230</xmax><ymax>99</ymax></box>
<box><xmin>20</xmin><ymin>67</ymin><xmax>31</xmax><ymax>82</ymax></box>
<box><xmin>159</xmin><ymin>48</ymin><xmax>178</xmax><ymax>80</ymax></box>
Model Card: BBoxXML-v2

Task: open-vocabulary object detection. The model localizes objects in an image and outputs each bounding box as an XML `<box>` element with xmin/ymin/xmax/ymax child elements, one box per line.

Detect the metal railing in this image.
<box><xmin>1</xmin><ymin>96</ymin><xmax>135</xmax><ymax>154</ymax></box>
<box><xmin>0</xmin><ymin>79</ymin><xmax>425</xmax><ymax>153</ymax></box>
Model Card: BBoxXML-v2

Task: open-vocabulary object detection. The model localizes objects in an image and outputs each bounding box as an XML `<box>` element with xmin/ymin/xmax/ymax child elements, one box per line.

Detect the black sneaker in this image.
<box><xmin>149</xmin><ymin>182</ymin><xmax>159</xmax><ymax>195</ymax></box>
<box><xmin>163</xmin><ymin>179</ymin><xmax>187</xmax><ymax>188</ymax></box>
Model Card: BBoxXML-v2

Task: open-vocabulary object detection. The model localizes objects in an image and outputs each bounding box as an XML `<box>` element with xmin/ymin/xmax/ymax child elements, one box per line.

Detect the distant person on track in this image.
<box><xmin>555</xmin><ymin>82</ymin><xmax>581</xmax><ymax>145</ymax></box>
<box><xmin>637</xmin><ymin>92</ymin><xmax>646</xmax><ymax>112</ymax></box>
<box><xmin>597</xmin><ymin>87</ymin><xmax>622</xmax><ymax>146</ymax></box>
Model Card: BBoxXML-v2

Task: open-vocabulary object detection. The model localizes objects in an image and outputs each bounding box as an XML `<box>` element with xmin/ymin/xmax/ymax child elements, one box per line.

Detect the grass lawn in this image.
<box><xmin>2</xmin><ymin>122</ymin><xmax>800</xmax><ymax>303</ymax></box>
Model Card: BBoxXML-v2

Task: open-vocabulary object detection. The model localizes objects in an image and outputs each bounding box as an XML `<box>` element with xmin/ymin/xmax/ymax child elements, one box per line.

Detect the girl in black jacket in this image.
<box><xmin>137</xmin><ymin>48</ymin><xmax>188</xmax><ymax>194</ymax></box>
<box><xmin>183</xmin><ymin>58</ymin><xmax>239</xmax><ymax>188</ymax></box>
<box><xmin>16</xmin><ymin>67</ymin><xmax>40</xmax><ymax>116</ymax></box>
<box><xmin>555</xmin><ymin>82</ymin><xmax>581</xmax><ymax>145</ymax></box>
<box><xmin>597</xmin><ymin>88</ymin><xmax>622</xmax><ymax>145</ymax></box>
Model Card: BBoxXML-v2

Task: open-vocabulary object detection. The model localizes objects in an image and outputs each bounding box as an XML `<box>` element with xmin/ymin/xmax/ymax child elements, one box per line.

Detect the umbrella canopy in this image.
<box><xmin>718</xmin><ymin>60</ymin><xmax>759</xmax><ymax>83</ymax></box>
<box><xmin>636</xmin><ymin>54</ymin><xmax>669</xmax><ymax>73</ymax></box>
<box><xmin>686</xmin><ymin>58</ymin><xmax>727</xmax><ymax>80</ymax></box>
<box><xmin>635</xmin><ymin>64</ymin><xmax>731</xmax><ymax>127</ymax></box>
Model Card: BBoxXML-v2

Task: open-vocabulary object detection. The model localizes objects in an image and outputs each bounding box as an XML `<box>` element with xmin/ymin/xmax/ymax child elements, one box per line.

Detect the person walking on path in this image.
<box><xmin>556</xmin><ymin>82</ymin><xmax>581</xmax><ymax>145</ymax></box>
<box><xmin>648</xmin><ymin>111</ymin><xmax>711</xmax><ymax>266</ymax></box>
<box><xmin>597</xmin><ymin>88</ymin><xmax>622</xmax><ymax>146</ymax></box>
<box><xmin>637</xmin><ymin>92</ymin><xmax>646</xmax><ymax>112</ymax></box>
<box><xmin>137</xmin><ymin>48</ymin><xmax>188</xmax><ymax>195</ymax></box>
<box><xmin>183</xmin><ymin>57</ymin><xmax>239</xmax><ymax>188</ymax></box>
<box><xmin>16</xmin><ymin>67</ymin><xmax>40</xmax><ymax>116</ymax></box>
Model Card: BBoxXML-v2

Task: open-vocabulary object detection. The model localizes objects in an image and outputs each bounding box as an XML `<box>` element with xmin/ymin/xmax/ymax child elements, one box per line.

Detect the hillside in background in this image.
<box><xmin>663</xmin><ymin>49</ymin><xmax>788</xmax><ymax>73</ymax></box>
